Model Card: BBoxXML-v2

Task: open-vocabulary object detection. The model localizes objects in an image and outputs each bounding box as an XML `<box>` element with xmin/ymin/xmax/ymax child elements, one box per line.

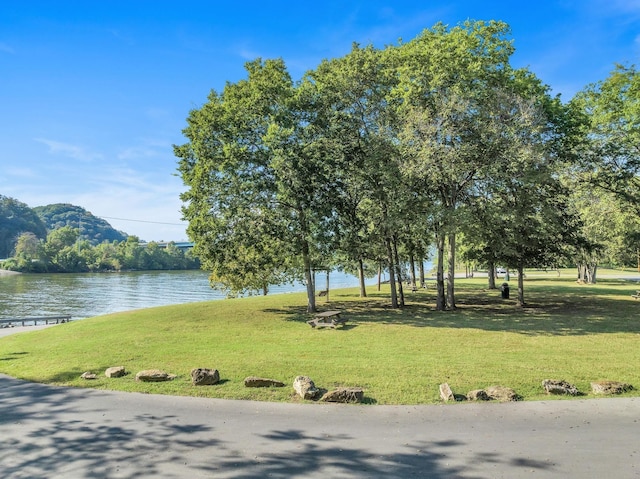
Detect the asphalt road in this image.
<box><xmin>2</xmin><ymin>324</ymin><xmax>640</xmax><ymax>478</ymax></box>
<box><xmin>0</xmin><ymin>370</ymin><xmax>639</xmax><ymax>478</ymax></box>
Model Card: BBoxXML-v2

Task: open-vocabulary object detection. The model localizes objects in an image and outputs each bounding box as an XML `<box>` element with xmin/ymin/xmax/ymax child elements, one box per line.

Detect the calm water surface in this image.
<box><xmin>0</xmin><ymin>269</ymin><xmax>372</xmax><ymax>321</ymax></box>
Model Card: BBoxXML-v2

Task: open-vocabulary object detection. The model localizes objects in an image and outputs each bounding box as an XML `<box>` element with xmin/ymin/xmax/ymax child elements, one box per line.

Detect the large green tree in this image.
<box><xmin>176</xmin><ymin>58</ymin><xmax>339</xmax><ymax>311</ymax></box>
<box><xmin>306</xmin><ymin>43</ymin><xmax>417</xmax><ymax>307</ymax></box>
<box><xmin>572</xmin><ymin>64</ymin><xmax>640</xmax><ymax>208</ymax></box>
<box><xmin>394</xmin><ymin>20</ymin><xmax>519</xmax><ymax>310</ymax></box>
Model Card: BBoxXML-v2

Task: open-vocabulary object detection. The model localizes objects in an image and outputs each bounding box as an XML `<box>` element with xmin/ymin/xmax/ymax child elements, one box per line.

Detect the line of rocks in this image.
<box><xmin>81</xmin><ymin>368</ymin><xmax>632</xmax><ymax>404</ymax></box>
<box><xmin>80</xmin><ymin>368</ymin><xmax>364</xmax><ymax>404</ymax></box>
<box><xmin>439</xmin><ymin>379</ymin><xmax>634</xmax><ymax>402</ymax></box>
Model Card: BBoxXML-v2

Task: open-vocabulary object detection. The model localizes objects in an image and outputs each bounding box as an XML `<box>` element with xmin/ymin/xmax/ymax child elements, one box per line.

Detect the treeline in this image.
<box><xmin>176</xmin><ymin>20</ymin><xmax>640</xmax><ymax>312</ymax></box>
<box><xmin>1</xmin><ymin>226</ymin><xmax>199</xmax><ymax>273</ymax></box>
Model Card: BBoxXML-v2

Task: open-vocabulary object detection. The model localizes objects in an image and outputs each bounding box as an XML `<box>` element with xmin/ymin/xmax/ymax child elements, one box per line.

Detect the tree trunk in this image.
<box><xmin>577</xmin><ymin>264</ymin><xmax>585</xmax><ymax>282</ymax></box>
<box><xmin>419</xmin><ymin>260</ymin><xmax>425</xmax><ymax>288</ymax></box>
<box><xmin>517</xmin><ymin>265</ymin><xmax>525</xmax><ymax>307</ymax></box>
<box><xmin>302</xmin><ymin>242</ymin><xmax>316</xmax><ymax>313</ymax></box>
<box><xmin>385</xmin><ymin>237</ymin><xmax>398</xmax><ymax>308</ymax></box>
<box><xmin>487</xmin><ymin>261</ymin><xmax>497</xmax><ymax>289</ymax></box>
<box><xmin>377</xmin><ymin>262</ymin><xmax>382</xmax><ymax>291</ymax></box>
<box><xmin>358</xmin><ymin>258</ymin><xmax>367</xmax><ymax>298</ymax></box>
<box><xmin>587</xmin><ymin>263</ymin><xmax>598</xmax><ymax>284</ymax></box>
<box><xmin>325</xmin><ymin>269</ymin><xmax>330</xmax><ymax>302</ymax></box>
<box><xmin>392</xmin><ymin>236</ymin><xmax>405</xmax><ymax>307</ymax></box>
<box><xmin>435</xmin><ymin>232</ymin><xmax>446</xmax><ymax>311</ymax></box>
<box><xmin>577</xmin><ymin>262</ymin><xmax>598</xmax><ymax>284</ymax></box>
<box><xmin>409</xmin><ymin>254</ymin><xmax>417</xmax><ymax>290</ymax></box>
<box><xmin>446</xmin><ymin>233</ymin><xmax>456</xmax><ymax>310</ymax></box>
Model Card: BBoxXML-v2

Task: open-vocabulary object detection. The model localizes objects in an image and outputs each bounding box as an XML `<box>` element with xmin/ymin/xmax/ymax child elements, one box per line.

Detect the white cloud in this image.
<box><xmin>71</xmin><ymin>173</ymin><xmax>188</xmax><ymax>241</ymax></box>
<box><xmin>3</xmin><ymin>166</ymin><xmax>39</xmax><ymax>179</ymax></box>
<box><xmin>580</xmin><ymin>0</ymin><xmax>640</xmax><ymax>19</ymax></box>
<box><xmin>0</xmin><ymin>42</ymin><xmax>15</xmax><ymax>54</ymax></box>
<box><xmin>35</xmin><ymin>138</ymin><xmax>103</xmax><ymax>162</ymax></box>
<box><xmin>117</xmin><ymin>146</ymin><xmax>159</xmax><ymax>160</ymax></box>
<box><xmin>117</xmin><ymin>138</ymin><xmax>172</xmax><ymax>161</ymax></box>
<box><xmin>235</xmin><ymin>43</ymin><xmax>263</xmax><ymax>61</ymax></box>
<box><xmin>145</xmin><ymin>107</ymin><xmax>170</xmax><ymax>120</ymax></box>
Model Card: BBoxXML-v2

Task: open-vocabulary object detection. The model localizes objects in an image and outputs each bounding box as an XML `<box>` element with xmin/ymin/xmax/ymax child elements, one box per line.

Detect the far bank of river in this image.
<box><xmin>0</xmin><ymin>269</ymin><xmax>378</xmax><ymax>322</ymax></box>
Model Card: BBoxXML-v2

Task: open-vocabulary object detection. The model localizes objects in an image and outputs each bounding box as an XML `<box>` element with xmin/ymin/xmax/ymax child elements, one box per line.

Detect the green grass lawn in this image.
<box><xmin>1</xmin><ymin>273</ymin><xmax>639</xmax><ymax>405</ymax></box>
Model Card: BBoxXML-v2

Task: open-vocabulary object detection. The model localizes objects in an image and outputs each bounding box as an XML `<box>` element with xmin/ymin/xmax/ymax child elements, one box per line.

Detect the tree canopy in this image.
<box><xmin>176</xmin><ymin>20</ymin><xmax>638</xmax><ymax>311</ymax></box>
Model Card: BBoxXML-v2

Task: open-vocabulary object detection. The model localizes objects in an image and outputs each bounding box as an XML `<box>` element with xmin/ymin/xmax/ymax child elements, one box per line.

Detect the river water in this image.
<box><xmin>0</xmin><ymin>269</ymin><xmax>375</xmax><ymax>321</ymax></box>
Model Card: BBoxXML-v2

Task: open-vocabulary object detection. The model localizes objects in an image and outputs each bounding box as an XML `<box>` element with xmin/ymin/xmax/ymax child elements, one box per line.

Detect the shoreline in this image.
<box><xmin>0</xmin><ymin>268</ymin><xmax>20</xmax><ymax>275</ymax></box>
<box><xmin>0</xmin><ymin>323</ymin><xmax>59</xmax><ymax>338</ymax></box>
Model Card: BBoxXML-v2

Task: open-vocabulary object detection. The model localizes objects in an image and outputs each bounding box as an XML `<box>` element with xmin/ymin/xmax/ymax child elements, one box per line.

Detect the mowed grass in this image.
<box><xmin>1</xmin><ymin>273</ymin><xmax>639</xmax><ymax>405</ymax></box>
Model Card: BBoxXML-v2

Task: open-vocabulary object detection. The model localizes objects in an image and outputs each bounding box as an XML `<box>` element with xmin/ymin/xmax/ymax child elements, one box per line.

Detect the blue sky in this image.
<box><xmin>1</xmin><ymin>1</ymin><xmax>639</xmax><ymax>241</ymax></box>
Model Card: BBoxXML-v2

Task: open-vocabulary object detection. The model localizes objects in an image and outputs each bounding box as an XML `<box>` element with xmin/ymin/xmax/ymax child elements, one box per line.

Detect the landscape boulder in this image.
<box><xmin>485</xmin><ymin>385</ymin><xmax>520</xmax><ymax>402</ymax></box>
<box><xmin>293</xmin><ymin>375</ymin><xmax>321</xmax><ymax>400</ymax></box>
<box><xmin>321</xmin><ymin>387</ymin><xmax>364</xmax><ymax>403</ymax></box>
<box><xmin>191</xmin><ymin>368</ymin><xmax>220</xmax><ymax>386</ymax></box>
<box><xmin>439</xmin><ymin>383</ymin><xmax>455</xmax><ymax>402</ymax></box>
<box><xmin>135</xmin><ymin>369</ymin><xmax>176</xmax><ymax>382</ymax></box>
<box><xmin>105</xmin><ymin>366</ymin><xmax>126</xmax><ymax>378</ymax></box>
<box><xmin>80</xmin><ymin>371</ymin><xmax>97</xmax><ymax>380</ymax></box>
<box><xmin>466</xmin><ymin>389</ymin><xmax>490</xmax><ymax>401</ymax></box>
<box><xmin>591</xmin><ymin>381</ymin><xmax>633</xmax><ymax>395</ymax></box>
<box><xmin>244</xmin><ymin>376</ymin><xmax>285</xmax><ymax>388</ymax></box>
<box><xmin>542</xmin><ymin>379</ymin><xmax>580</xmax><ymax>396</ymax></box>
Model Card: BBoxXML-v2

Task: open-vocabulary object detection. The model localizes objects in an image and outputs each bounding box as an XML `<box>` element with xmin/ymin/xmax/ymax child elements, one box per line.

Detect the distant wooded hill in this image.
<box><xmin>33</xmin><ymin>204</ymin><xmax>127</xmax><ymax>245</ymax></box>
<box><xmin>0</xmin><ymin>195</ymin><xmax>128</xmax><ymax>258</ymax></box>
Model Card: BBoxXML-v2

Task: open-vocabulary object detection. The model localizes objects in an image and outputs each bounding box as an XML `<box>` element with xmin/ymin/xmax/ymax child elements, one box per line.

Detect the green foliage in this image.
<box><xmin>34</xmin><ymin>203</ymin><xmax>127</xmax><ymax>245</ymax></box>
<box><xmin>0</xmin><ymin>195</ymin><xmax>47</xmax><ymax>258</ymax></box>
<box><xmin>2</xmin><ymin>229</ymin><xmax>199</xmax><ymax>273</ymax></box>
<box><xmin>1</xmin><ymin>277</ymin><xmax>639</xmax><ymax>404</ymax></box>
<box><xmin>176</xmin><ymin>58</ymin><xmax>343</xmax><ymax>310</ymax></box>
<box><xmin>175</xmin><ymin>21</ymin><xmax>638</xmax><ymax>312</ymax></box>
<box><xmin>572</xmin><ymin>64</ymin><xmax>640</xmax><ymax>207</ymax></box>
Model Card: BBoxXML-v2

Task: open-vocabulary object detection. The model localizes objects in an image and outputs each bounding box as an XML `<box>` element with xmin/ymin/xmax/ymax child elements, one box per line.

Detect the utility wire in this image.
<box><xmin>98</xmin><ymin>215</ymin><xmax>186</xmax><ymax>226</ymax></box>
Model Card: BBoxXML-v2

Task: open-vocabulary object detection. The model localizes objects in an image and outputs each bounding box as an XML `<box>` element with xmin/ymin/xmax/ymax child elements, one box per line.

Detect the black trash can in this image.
<box><xmin>501</xmin><ymin>282</ymin><xmax>510</xmax><ymax>299</ymax></box>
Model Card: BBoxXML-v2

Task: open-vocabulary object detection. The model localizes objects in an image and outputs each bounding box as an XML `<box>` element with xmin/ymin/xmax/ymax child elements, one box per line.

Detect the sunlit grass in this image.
<box><xmin>1</xmin><ymin>273</ymin><xmax>639</xmax><ymax>405</ymax></box>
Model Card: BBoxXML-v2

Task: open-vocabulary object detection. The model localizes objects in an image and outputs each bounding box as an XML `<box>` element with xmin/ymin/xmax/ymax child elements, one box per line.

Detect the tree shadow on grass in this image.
<box><xmin>267</xmin><ymin>279</ymin><xmax>640</xmax><ymax>336</ymax></box>
<box><xmin>0</xmin><ymin>351</ymin><xmax>28</xmax><ymax>361</ymax></box>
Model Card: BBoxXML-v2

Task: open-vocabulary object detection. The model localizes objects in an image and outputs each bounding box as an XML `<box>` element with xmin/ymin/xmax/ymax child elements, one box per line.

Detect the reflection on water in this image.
<box><xmin>0</xmin><ymin>270</ymin><xmax>372</xmax><ymax>320</ymax></box>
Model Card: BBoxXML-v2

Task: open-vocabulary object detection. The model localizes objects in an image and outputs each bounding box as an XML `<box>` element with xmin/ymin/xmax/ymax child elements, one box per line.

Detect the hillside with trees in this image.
<box><xmin>0</xmin><ymin>195</ymin><xmax>48</xmax><ymax>258</ymax></box>
<box><xmin>0</xmin><ymin>199</ymin><xmax>199</xmax><ymax>273</ymax></box>
<box><xmin>33</xmin><ymin>203</ymin><xmax>127</xmax><ymax>245</ymax></box>
<box><xmin>0</xmin><ymin>198</ymin><xmax>128</xmax><ymax>260</ymax></box>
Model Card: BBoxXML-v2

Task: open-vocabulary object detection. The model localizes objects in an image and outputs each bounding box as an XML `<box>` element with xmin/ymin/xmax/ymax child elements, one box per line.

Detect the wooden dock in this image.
<box><xmin>0</xmin><ymin>315</ymin><xmax>71</xmax><ymax>327</ymax></box>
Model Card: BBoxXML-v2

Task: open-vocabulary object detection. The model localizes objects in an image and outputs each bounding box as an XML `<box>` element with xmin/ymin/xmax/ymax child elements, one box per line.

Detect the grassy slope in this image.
<box><xmin>1</xmin><ymin>273</ymin><xmax>639</xmax><ymax>405</ymax></box>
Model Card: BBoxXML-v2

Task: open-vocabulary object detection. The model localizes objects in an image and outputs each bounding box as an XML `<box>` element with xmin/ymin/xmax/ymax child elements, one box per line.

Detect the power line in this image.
<box><xmin>98</xmin><ymin>215</ymin><xmax>186</xmax><ymax>226</ymax></box>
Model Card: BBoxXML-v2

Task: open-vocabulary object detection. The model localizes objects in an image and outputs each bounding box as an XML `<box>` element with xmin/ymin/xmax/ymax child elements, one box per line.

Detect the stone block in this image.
<box><xmin>244</xmin><ymin>377</ymin><xmax>285</xmax><ymax>388</ymax></box>
<box><xmin>191</xmin><ymin>368</ymin><xmax>220</xmax><ymax>386</ymax></box>
<box><xmin>105</xmin><ymin>366</ymin><xmax>126</xmax><ymax>378</ymax></box>
<box><xmin>591</xmin><ymin>381</ymin><xmax>633</xmax><ymax>395</ymax></box>
<box><xmin>293</xmin><ymin>375</ymin><xmax>321</xmax><ymax>400</ymax></box>
<box><xmin>135</xmin><ymin>369</ymin><xmax>176</xmax><ymax>382</ymax></box>
<box><xmin>321</xmin><ymin>387</ymin><xmax>364</xmax><ymax>403</ymax></box>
